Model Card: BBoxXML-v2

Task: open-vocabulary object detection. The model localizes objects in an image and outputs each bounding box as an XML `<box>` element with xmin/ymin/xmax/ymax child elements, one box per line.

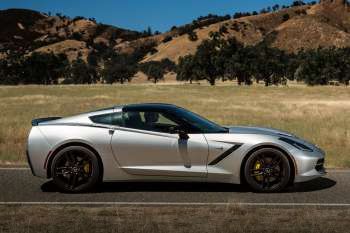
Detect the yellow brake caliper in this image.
<box><xmin>254</xmin><ymin>161</ymin><xmax>263</xmax><ymax>181</ymax></box>
<box><xmin>83</xmin><ymin>162</ymin><xmax>91</xmax><ymax>174</ymax></box>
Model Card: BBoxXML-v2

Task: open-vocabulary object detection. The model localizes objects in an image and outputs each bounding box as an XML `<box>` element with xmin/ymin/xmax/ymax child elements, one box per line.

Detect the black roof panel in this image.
<box><xmin>122</xmin><ymin>103</ymin><xmax>179</xmax><ymax>112</ymax></box>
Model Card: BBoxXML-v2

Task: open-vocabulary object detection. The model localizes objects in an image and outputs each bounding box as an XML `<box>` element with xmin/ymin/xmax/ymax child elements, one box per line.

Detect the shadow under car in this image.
<box><xmin>41</xmin><ymin>177</ymin><xmax>336</xmax><ymax>194</ymax></box>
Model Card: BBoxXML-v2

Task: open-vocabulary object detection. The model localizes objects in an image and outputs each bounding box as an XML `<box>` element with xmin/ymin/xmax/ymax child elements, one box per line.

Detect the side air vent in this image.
<box><xmin>315</xmin><ymin>158</ymin><xmax>325</xmax><ymax>172</ymax></box>
<box><xmin>208</xmin><ymin>144</ymin><xmax>242</xmax><ymax>165</ymax></box>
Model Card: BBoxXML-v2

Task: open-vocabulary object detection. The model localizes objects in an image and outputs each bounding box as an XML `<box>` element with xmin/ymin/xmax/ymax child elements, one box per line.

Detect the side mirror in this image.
<box><xmin>178</xmin><ymin>130</ymin><xmax>189</xmax><ymax>140</ymax></box>
<box><xmin>169</xmin><ymin>127</ymin><xmax>189</xmax><ymax>140</ymax></box>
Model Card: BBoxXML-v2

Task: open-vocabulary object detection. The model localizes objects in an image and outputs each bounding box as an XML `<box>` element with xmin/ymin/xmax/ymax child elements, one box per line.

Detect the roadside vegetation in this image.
<box><xmin>1</xmin><ymin>205</ymin><xmax>349</xmax><ymax>233</ymax></box>
<box><xmin>0</xmin><ymin>39</ymin><xmax>171</xmax><ymax>85</ymax></box>
<box><xmin>2</xmin><ymin>29</ymin><xmax>350</xmax><ymax>86</ymax></box>
<box><xmin>177</xmin><ymin>33</ymin><xmax>350</xmax><ymax>86</ymax></box>
<box><xmin>0</xmin><ymin>85</ymin><xmax>349</xmax><ymax>167</ymax></box>
<box><xmin>2</xmin><ymin>33</ymin><xmax>350</xmax><ymax>86</ymax></box>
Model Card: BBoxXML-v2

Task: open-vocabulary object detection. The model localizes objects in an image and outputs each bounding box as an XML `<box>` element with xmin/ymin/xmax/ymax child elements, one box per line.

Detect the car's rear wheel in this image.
<box><xmin>51</xmin><ymin>146</ymin><xmax>100</xmax><ymax>193</ymax></box>
<box><xmin>244</xmin><ymin>148</ymin><xmax>291</xmax><ymax>193</ymax></box>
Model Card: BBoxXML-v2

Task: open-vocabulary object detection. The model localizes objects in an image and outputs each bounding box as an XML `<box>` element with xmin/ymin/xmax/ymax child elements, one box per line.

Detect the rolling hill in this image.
<box><xmin>142</xmin><ymin>0</ymin><xmax>350</xmax><ymax>63</ymax></box>
<box><xmin>0</xmin><ymin>8</ymin><xmax>143</xmax><ymax>61</ymax></box>
<box><xmin>1</xmin><ymin>0</ymin><xmax>350</xmax><ymax>66</ymax></box>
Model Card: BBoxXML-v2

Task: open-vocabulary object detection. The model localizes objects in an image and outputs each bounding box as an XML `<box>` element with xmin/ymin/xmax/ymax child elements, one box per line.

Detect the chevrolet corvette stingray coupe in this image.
<box><xmin>27</xmin><ymin>103</ymin><xmax>326</xmax><ymax>193</ymax></box>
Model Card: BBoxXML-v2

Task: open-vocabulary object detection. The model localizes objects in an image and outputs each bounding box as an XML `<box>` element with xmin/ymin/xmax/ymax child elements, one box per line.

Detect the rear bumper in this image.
<box><xmin>26</xmin><ymin>149</ymin><xmax>36</xmax><ymax>176</ymax></box>
<box><xmin>27</xmin><ymin>127</ymin><xmax>52</xmax><ymax>178</ymax></box>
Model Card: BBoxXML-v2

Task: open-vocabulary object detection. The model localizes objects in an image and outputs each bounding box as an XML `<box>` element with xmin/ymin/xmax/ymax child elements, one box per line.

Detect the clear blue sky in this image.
<box><xmin>0</xmin><ymin>0</ymin><xmax>314</xmax><ymax>32</ymax></box>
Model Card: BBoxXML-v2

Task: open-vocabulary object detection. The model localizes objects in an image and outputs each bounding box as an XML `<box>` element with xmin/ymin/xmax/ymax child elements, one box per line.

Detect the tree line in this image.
<box><xmin>2</xmin><ymin>7</ymin><xmax>350</xmax><ymax>87</ymax></box>
<box><xmin>0</xmin><ymin>47</ymin><xmax>176</xmax><ymax>85</ymax></box>
<box><xmin>233</xmin><ymin>1</ymin><xmax>316</xmax><ymax>19</ymax></box>
<box><xmin>2</xmin><ymin>34</ymin><xmax>350</xmax><ymax>86</ymax></box>
<box><xmin>177</xmin><ymin>33</ymin><xmax>350</xmax><ymax>86</ymax></box>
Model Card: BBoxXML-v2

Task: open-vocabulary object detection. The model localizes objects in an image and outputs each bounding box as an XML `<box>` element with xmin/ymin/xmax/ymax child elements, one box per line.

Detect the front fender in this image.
<box><xmin>205</xmin><ymin>133</ymin><xmax>297</xmax><ymax>184</ymax></box>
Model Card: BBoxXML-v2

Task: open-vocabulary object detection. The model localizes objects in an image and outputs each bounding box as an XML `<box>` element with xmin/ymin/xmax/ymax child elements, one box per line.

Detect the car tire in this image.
<box><xmin>51</xmin><ymin>146</ymin><xmax>100</xmax><ymax>193</ymax></box>
<box><xmin>244</xmin><ymin>148</ymin><xmax>291</xmax><ymax>193</ymax></box>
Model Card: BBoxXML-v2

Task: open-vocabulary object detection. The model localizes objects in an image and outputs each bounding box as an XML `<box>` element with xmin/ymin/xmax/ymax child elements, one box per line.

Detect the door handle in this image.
<box><xmin>215</xmin><ymin>146</ymin><xmax>224</xmax><ymax>150</ymax></box>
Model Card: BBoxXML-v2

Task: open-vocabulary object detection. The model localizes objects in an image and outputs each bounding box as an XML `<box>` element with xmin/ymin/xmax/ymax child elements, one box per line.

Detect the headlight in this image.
<box><xmin>279</xmin><ymin>137</ymin><xmax>313</xmax><ymax>152</ymax></box>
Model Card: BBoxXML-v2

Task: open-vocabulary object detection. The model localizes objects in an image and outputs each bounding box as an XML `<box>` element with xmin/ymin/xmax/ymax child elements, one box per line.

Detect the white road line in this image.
<box><xmin>0</xmin><ymin>202</ymin><xmax>350</xmax><ymax>207</ymax></box>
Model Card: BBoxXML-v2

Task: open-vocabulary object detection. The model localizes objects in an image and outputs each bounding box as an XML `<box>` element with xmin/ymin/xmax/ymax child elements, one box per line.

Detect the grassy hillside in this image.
<box><xmin>2</xmin><ymin>1</ymin><xmax>350</xmax><ymax>65</ymax></box>
<box><xmin>0</xmin><ymin>8</ymin><xmax>143</xmax><ymax>60</ymax></box>
<box><xmin>143</xmin><ymin>0</ymin><xmax>350</xmax><ymax>63</ymax></box>
<box><xmin>0</xmin><ymin>84</ymin><xmax>349</xmax><ymax>167</ymax></box>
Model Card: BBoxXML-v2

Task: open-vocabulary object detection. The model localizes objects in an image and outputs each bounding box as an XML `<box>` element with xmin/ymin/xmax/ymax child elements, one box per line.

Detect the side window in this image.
<box><xmin>123</xmin><ymin>111</ymin><xmax>144</xmax><ymax>130</ymax></box>
<box><xmin>123</xmin><ymin>111</ymin><xmax>180</xmax><ymax>133</ymax></box>
<box><xmin>90</xmin><ymin>112</ymin><xmax>124</xmax><ymax>126</ymax></box>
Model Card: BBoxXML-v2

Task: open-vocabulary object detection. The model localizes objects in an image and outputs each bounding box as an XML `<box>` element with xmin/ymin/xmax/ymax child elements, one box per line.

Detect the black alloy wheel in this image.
<box><xmin>244</xmin><ymin>148</ymin><xmax>291</xmax><ymax>192</ymax></box>
<box><xmin>51</xmin><ymin>146</ymin><xmax>100</xmax><ymax>193</ymax></box>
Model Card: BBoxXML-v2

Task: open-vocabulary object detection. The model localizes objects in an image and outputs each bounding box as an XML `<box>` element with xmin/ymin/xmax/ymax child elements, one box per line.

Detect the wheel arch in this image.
<box><xmin>46</xmin><ymin>141</ymin><xmax>104</xmax><ymax>180</ymax></box>
<box><xmin>239</xmin><ymin>144</ymin><xmax>296</xmax><ymax>185</ymax></box>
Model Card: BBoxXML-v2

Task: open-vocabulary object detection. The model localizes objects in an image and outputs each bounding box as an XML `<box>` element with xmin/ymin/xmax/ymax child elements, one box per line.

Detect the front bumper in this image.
<box><xmin>294</xmin><ymin>150</ymin><xmax>327</xmax><ymax>183</ymax></box>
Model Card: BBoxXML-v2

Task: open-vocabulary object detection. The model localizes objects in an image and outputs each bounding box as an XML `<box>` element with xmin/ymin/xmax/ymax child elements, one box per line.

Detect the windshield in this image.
<box><xmin>172</xmin><ymin>107</ymin><xmax>228</xmax><ymax>134</ymax></box>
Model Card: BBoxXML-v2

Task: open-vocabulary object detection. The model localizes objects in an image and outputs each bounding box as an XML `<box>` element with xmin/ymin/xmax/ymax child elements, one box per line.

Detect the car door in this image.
<box><xmin>110</xmin><ymin>110</ymin><xmax>208</xmax><ymax>177</ymax></box>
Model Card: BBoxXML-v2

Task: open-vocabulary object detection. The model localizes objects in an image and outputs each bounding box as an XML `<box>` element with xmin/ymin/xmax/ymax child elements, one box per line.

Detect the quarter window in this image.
<box><xmin>90</xmin><ymin>112</ymin><xmax>124</xmax><ymax>126</ymax></box>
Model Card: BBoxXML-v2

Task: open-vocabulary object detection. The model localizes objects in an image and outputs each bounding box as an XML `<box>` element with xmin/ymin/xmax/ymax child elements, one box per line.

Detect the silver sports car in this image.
<box><xmin>27</xmin><ymin>103</ymin><xmax>326</xmax><ymax>193</ymax></box>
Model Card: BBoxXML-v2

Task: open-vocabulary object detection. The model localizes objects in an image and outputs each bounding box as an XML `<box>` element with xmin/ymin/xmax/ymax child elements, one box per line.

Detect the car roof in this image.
<box><xmin>120</xmin><ymin>103</ymin><xmax>179</xmax><ymax>112</ymax></box>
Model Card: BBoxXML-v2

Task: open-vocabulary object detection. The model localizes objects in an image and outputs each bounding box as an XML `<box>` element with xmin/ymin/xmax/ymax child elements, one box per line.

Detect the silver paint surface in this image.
<box><xmin>27</xmin><ymin>105</ymin><xmax>326</xmax><ymax>184</ymax></box>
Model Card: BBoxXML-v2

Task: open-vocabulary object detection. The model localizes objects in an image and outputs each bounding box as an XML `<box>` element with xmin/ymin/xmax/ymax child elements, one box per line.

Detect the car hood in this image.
<box><xmin>228</xmin><ymin>126</ymin><xmax>295</xmax><ymax>138</ymax></box>
<box><xmin>227</xmin><ymin>126</ymin><xmax>322</xmax><ymax>153</ymax></box>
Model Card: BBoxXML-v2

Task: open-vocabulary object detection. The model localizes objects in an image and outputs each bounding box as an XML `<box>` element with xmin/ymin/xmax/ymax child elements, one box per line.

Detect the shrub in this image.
<box><xmin>73</xmin><ymin>16</ymin><xmax>86</xmax><ymax>21</ymax></box>
<box><xmin>71</xmin><ymin>32</ymin><xmax>82</xmax><ymax>40</ymax></box>
<box><xmin>219</xmin><ymin>25</ymin><xmax>228</xmax><ymax>35</ymax></box>
<box><xmin>295</xmin><ymin>9</ymin><xmax>307</xmax><ymax>15</ymax></box>
<box><xmin>162</xmin><ymin>35</ymin><xmax>173</xmax><ymax>43</ymax></box>
<box><xmin>292</xmin><ymin>1</ymin><xmax>305</xmax><ymax>7</ymax></box>
<box><xmin>282</xmin><ymin>13</ymin><xmax>290</xmax><ymax>22</ymax></box>
<box><xmin>188</xmin><ymin>31</ymin><xmax>198</xmax><ymax>41</ymax></box>
<box><xmin>233</xmin><ymin>12</ymin><xmax>251</xmax><ymax>19</ymax></box>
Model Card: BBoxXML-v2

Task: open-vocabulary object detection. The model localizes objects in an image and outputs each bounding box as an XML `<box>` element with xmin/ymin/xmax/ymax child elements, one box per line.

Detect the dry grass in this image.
<box><xmin>0</xmin><ymin>205</ymin><xmax>349</xmax><ymax>233</ymax></box>
<box><xmin>0</xmin><ymin>84</ymin><xmax>349</xmax><ymax>167</ymax></box>
<box><xmin>33</xmin><ymin>39</ymin><xmax>90</xmax><ymax>62</ymax></box>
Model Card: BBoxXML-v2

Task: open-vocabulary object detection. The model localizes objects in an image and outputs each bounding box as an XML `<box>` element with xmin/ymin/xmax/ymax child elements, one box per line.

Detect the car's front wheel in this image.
<box><xmin>51</xmin><ymin>146</ymin><xmax>100</xmax><ymax>193</ymax></box>
<box><xmin>244</xmin><ymin>148</ymin><xmax>291</xmax><ymax>193</ymax></box>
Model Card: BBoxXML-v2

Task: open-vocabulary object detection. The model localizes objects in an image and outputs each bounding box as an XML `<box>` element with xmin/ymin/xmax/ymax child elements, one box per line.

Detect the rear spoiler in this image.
<box><xmin>31</xmin><ymin>117</ymin><xmax>62</xmax><ymax>126</ymax></box>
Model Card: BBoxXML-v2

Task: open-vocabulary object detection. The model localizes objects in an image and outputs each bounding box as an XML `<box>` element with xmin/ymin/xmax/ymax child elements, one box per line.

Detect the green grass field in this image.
<box><xmin>0</xmin><ymin>84</ymin><xmax>349</xmax><ymax>167</ymax></box>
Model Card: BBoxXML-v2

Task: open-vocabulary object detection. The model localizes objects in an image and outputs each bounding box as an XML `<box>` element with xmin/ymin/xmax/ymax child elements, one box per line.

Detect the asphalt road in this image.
<box><xmin>0</xmin><ymin>169</ymin><xmax>349</xmax><ymax>204</ymax></box>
